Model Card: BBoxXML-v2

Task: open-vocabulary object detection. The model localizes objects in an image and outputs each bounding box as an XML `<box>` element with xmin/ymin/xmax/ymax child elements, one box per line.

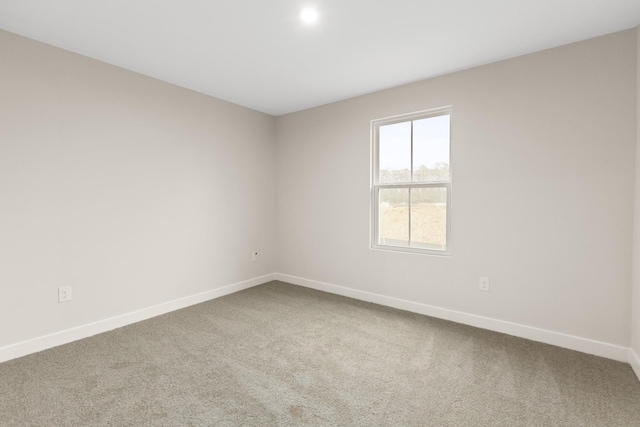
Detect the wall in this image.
<box><xmin>632</xmin><ymin>25</ymin><xmax>640</xmax><ymax>377</ymax></box>
<box><xmin>1</xmin><ymin>27</ymin><xmax>638</xmax><ymax>368</ymax></box>
<box><xmin>0</xmin><ymin>30</ymin><xmax>277</xmax><ymax>354</ymax></box>
<box><xmin>276</xmin><ymin>30</ymin><xmax>637</xmax><ymax>356</ymax></box>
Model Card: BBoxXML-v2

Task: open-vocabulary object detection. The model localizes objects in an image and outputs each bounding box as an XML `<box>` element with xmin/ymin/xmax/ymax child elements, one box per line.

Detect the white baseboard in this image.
<box><xmin>630</xmin><ymin>348</ymin><xmax>640</xmax><ymax>381</ymax></box>
<box><xmin>4</xmin><ymin>272</ymin><xmax>635</xmax><ymax>374</ymax></box>
<box><xmin>0</xmin><ymin>274</ymin><xmax>275</xmax><ymax>364</ymax></box>
<box><xmin>275</xmin><ymin>273</ymin><xmax>630</xmax><ymax>363</ymax></box>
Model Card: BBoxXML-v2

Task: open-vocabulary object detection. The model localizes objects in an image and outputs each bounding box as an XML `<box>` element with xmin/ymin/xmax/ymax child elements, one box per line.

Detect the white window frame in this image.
<box><xmin>370</xmin><ymin>106</ymin><xmax>452</xmax><ymax>256</ymax></box>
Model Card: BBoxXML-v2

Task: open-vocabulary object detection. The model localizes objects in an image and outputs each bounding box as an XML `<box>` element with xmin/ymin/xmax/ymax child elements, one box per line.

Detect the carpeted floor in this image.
<box><xmin>1</xmin><ymin>280</ymin><xmax>639</xmax><ymax>426</ymax></box>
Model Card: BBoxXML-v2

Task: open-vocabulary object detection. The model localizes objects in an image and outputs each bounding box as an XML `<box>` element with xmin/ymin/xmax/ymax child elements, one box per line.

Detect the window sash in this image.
<box><xmin>372</xmin><ymin>183</ymin><xmax>451</xmax><ymax>255</ymax></box>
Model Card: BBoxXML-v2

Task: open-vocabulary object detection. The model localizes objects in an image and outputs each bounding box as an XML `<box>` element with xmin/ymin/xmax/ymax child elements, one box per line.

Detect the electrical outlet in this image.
<box><xmin>479</xmin><ymin>277</ymin><xmax>490</xmax><ymax>292</ymax></box>
<box><xmin>251</xmin><ymin>251</ymin><xmax>259</xmax><ymax>262</ymax></box>
<box><xmin>58</xmin><ymin>286</ymin><xmax>72</xmax><ymax>303</ymax></box>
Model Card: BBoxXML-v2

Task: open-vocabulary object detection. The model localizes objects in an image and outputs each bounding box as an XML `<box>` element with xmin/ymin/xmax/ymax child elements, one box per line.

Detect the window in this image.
<box><xmin>371</xmin><ymin>107</ymin><xmax>451</xmax><ymax>255</ymax></box>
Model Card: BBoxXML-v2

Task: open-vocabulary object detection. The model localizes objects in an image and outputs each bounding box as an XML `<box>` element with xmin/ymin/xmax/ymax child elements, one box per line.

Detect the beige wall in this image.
<box><xmin>0</xmin><ymin>30</ymin><xmax>277</xmax><ymax>348</ymax></box>
<box><xmin>276</xmin><ymin>30</ymin><xmax>637</xmax><ymax>347</ymax></box>
<box><xmin>632</xmin><ymin>26</ymin><xmax>640</xmax><ymax>365</ymax></box>
<box><xmin>1</xmin><ymin>26</ymin><xmax>638</xmax><ymax>365</ymax></box>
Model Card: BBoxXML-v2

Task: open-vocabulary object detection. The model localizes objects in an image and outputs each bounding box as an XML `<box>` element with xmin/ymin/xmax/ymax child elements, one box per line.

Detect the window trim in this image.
<box><xmin>370</xmin><ymin>106</ymin><xmax>452</xmax><ymax>256</ymax></box>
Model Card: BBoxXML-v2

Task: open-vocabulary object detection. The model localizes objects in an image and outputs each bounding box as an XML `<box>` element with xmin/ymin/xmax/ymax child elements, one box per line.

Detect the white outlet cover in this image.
<box><xmin>58</xmin><ymin>286</ymin><xmax>72</xmax><ymax>303</ymax></box>
<box><xmin>479</xmin><ymin>277</ymin><xmax>490</xmax><ymax>292</ymax></box>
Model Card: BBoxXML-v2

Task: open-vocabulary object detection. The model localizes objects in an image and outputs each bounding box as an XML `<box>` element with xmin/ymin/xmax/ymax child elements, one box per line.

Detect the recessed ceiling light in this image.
<box><xmin>300</xmin><ymin>7</ymin><xmax>319</xmax><ymax>24</ymax></box>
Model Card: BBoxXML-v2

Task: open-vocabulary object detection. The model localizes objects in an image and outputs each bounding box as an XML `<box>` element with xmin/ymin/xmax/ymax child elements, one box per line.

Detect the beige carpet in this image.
<box><xmin>1</xmin><ymin>280</ymin><xmax>639</xmax><ymax>426</ymax></box>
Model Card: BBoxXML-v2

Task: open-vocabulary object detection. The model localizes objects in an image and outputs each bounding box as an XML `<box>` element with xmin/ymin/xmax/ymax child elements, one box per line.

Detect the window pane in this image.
<box><xmin>413</xmin><ymin>115</ymin><xmax>450</xmax><ymax>182</ymax></box>
<box><xmin>410</xmin><ymin>187</ymin><xmax>447</xmax><ymax>250</ymax></box>
<box><xmin>379</xmin><ymin>121</ymin><xmax>411</xmax><ymax>183</ymax></box>
<box><xmin>379</xmin><ymin>188</ymin><xmax>409</xmax><ymax>247</ymax></box>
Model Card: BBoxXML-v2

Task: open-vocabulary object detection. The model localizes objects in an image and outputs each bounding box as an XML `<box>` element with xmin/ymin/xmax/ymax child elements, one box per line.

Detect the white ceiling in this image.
<box><xmin>1</xmin><ymin>1</ymin><xmax>639</xmax><ymax>116</ymax></box>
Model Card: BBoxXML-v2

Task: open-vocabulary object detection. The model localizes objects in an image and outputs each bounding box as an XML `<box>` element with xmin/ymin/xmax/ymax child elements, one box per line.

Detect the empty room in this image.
<box><xmin>1</xmin><ymin>1</ymin><xmax>640</xmax><ymax>425</ymax></box>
